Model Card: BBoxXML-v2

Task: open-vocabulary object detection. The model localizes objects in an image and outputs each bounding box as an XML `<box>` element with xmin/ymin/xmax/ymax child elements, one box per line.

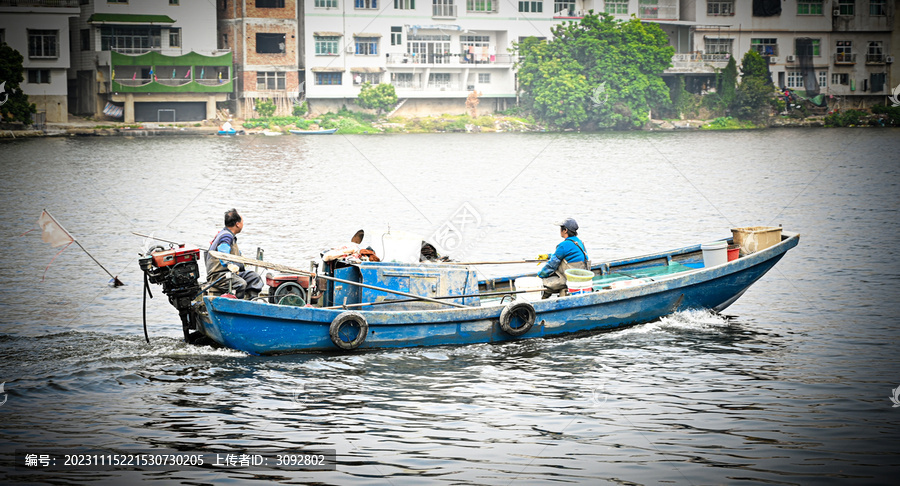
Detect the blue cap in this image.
<box><xmin>556</xmin><ymin>218</ymin><xmax>578</xmax><ymax>232</ymax></box>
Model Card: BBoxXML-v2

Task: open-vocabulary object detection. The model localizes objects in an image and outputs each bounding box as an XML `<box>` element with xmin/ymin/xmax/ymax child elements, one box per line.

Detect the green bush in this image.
<box><xmin>255</xmin><ymin>98</ymin><xmax>276</xmax><ymax>118</ymax></box>
<box><xmin>292</xmin><ymin>101</ymin><xmax>308</xmax><ymax>117</ymax></box>
<box><xmin>824</xmin><ymin>110</ymin><xmax>866</xmax><ymax>127</ymax></box>
<box><xmin>871</xmin><ymin>105</ymin><xmax>900</xmax><ymax>126</ymax></box>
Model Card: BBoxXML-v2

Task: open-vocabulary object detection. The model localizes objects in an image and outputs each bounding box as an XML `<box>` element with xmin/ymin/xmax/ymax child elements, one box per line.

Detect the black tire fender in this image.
<box><xmin>499</xmin><ymin>301</ymin><xmax>536</xmax><ymax>337</ymax></box>
<box><xmin>329</xmin><ymin>311</ymin><xmax>368</xmax><ymax>350</ymax></box>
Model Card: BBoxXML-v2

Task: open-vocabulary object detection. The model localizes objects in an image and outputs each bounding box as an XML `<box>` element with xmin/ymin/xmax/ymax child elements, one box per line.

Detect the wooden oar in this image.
<box><xmin>209</xmin><ymin>251</ymin><xmax>470</xmax><ymax>309</ymax></box>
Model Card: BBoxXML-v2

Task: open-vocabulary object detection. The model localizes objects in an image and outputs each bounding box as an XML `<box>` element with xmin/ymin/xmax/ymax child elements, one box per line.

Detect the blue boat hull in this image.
<box><xmin>199</xmin><ymin>232</ymin><xmax>799</xmax><ymax>354</ymax></box>
<box><xmin>289</xmin><ymin>128</ymin><xmax>337</xmax><ymax>135</ymax></box>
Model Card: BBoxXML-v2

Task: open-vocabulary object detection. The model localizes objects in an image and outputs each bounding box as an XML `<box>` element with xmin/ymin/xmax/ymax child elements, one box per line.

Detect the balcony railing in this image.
<box><xmin>0</xmin><ymin>0</ymin><xmax>79</xmax><ymax>7</ymax></box>
<box><xmin>834</xmin><ymin>52</ymin><xmax>856</xmax><ymax>64</ymax></box>
<box><xmin>667</xmin><ymin>52</ymin><xmax>731</xmax><ymax>73</ymax></box>
<box><xmin>671</xmin><ymin>52</ymin><xmax>731</xmax><ymax>63</ymax></box>
<box><xmin>866</xmin><ymin>54</ymin><xmax>886</xmax><ymax>64</ymax></box>
<box><xmin>387</xmin><ymin>52</ymin><xmax>512</xmax><ymax>66</ymax></box>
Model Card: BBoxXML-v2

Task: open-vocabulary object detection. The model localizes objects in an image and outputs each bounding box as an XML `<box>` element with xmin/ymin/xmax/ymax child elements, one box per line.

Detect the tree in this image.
<box><xmin>739</xmin><ymin>50</ymin><xmax>770</xmax><ymax>81</ymax></box>
<box><xmin>515</xmin><ymin>12</ymin><xmax>674</xmax><ymax>129</ymax></box>
<box><xmin>730</xmin><ymin>50</ymin><xmax>774</xmax><ymax>123</ymax></box>
<box><xmin>0</xmin><ymin>43</ymin><xmax>37</xmax><ymax>125</ymax></box>
<box><xmin>255</xmin><ymin>98</ymin><xmax>276</xmax><ymax>118</ymax></box>
<box><xmin>356</xmin><ymin>82</ymin><xmax>398</xmax><ymax>116</ymax></box>
<box><xmin>718</xmin><ymin>56</ymin><xmax>738</xmax><ymax>106</ymax></box>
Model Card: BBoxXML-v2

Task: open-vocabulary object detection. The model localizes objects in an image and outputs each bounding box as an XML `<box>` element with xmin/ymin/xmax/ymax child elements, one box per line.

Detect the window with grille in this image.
<box><xmin>707</xmin><ymin>1</ymin><xmax>733</xmax><ymax>16</ymax></box>
<box><xmin>257</xmin><ymin>71</ymin><xmax>285</xmax><ymax>90</ymax></box>
<box><xmin>355</xmin><ymin>37</ymin><xmax>378</xmax><ymax>55</ymax></box>
<box><xmin>751</xmin><ymin>38</ymin><xmax>777</xmax><ymax>56</ymax></box>
<box><xmin>28</xmin><ymin>30</ymin><xmax>58</xmax><ymax>58</ymax></box>
<box><xmin>837</xmin><ymin>0</ymin><xmax>854</xmax><ymax>16</ymax></box>
<box><xmin>28</xmin><ymin>69</ymin><xmax>51</xmax><ymax>84</ymax></box>
<box><xmin>797</xmin><ymin>0</ymin><xmax>822</xmax><ymax>15</ymax></box>
<box><xmin>315</xmin><ymin>72</ymin><xmax>342</xmax><ymax>85</ymax></box>
<box><xmin>519</xmin><ymin>1</ymin><xmax>542</xmax><ymax>12</ymax></box>
<box><xmin>315</xmin><ymin>36</ymin><xmax>339</xmax><ymax>55</ymax></box>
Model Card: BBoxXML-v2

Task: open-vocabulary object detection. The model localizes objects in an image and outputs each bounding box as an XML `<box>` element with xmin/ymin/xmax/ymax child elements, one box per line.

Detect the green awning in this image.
<box><xmin>88</xmin><ymin>13</ymin><xmax>176</xmax><ymax>24</ymax></box>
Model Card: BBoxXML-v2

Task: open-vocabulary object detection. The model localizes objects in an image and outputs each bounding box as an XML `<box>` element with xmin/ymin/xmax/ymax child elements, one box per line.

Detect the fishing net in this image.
<box><xmin>796</xmin><ymin>37</ymin><xmax>820</xmax><ymax>97</ymax></box>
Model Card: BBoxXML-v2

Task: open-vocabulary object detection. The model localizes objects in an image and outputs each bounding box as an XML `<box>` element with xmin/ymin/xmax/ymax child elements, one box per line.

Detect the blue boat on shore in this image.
<box><xmin>147</xmin><ymin>230</ymin><xmax>799</xmax><ymax>355</ymax></box>
<box><xmin>289</xmin><ymin>128</ymin><xmax>337</xmax><ymax>135</ymax></box>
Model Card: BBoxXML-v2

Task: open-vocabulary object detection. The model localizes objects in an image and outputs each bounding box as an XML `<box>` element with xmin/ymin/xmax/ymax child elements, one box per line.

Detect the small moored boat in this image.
<box><xmin>289</xmin><ymin>128</ymin><xmax>337</xmax><ymax>135</ymax></box>
<box><xmin>139</xmin><ymin>229</ymin><xmax>799</xmax><ymax>355</ymax></box>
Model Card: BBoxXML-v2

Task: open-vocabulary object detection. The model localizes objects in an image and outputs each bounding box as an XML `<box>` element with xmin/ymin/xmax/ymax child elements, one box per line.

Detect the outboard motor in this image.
<box><xmin>138</xmin><ymin>246</ymin><xmax>203</xmax><ymax>342</ymax></box>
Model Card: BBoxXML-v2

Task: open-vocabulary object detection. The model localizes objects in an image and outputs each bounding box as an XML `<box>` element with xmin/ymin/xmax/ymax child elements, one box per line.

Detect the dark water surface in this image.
<box><xmin>1</xmin><ymin>129</ymin><xmax>899</xmax><ymax>484</ymax></box>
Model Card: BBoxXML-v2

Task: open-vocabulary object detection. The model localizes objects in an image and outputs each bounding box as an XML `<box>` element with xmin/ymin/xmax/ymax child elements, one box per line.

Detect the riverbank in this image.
<box><xmin>1</xmin><ymin>111</ymin><xmax>893</xmax><ymax>138</ymax></box>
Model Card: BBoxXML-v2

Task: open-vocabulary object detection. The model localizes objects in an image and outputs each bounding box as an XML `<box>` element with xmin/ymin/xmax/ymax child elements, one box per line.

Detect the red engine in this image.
<box><xmin>265</xmin><ymin>273</ymin><xmax>313</xmax><ymax>305</ymax></box>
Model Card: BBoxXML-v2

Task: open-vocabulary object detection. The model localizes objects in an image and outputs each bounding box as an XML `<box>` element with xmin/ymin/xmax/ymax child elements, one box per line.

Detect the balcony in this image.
<box><xmin>110</xmin><ymin>51</ymin><xmax>233</xmax><ymax>94</ymax></box>
<box><xmin>665</xmin><ymin>52</ymin><xmax>731</xmax><ymax>74</ymax></box>
<box><xmin>386</xmin><ymin>52</ymin><xmax>513</xmax><ymax>67</ymax></box>
<box><xmin>866</xmin><ymin>54</ymin><xmax>886</xmax><ymax>65</ymax></box>
<box><xmin>834</xmin><ymin>52</ymin><xmax>856</xmax><ymax>65</ymax></box>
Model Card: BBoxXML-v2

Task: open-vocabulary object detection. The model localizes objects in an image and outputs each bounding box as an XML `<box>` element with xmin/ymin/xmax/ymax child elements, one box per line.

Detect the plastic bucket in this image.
<box><xmin>564</xmin><ymin>268</ymin><xmax>594</xmax><ymax>282</ymax></box>
<box><xmin>701</xmin><ymin>241</ymin><xmax>728</xmax><ymax>267</ymax></box>
<box><xmin>727</xmin><ymin>244</ymin><xmax>740</xmax><ymax>261</ymax></box>
<box><xmin>564</xmin><ymin>269</ymin><xmax>594</xmax><ymax>295</ymax></box>
<box><xmin>515</xmin><ymin>277</ymin><xmax>544</xmax><ymax>302</ymax></box>
<box><xmin>567</xmin><ymin>280</ymin><xmax>592</xmax><ymax>295</ymax></box>
<box><xmin>381</xmin><ymin>231</ymin><xmax>423</xmax><ymax>263</ymax></box>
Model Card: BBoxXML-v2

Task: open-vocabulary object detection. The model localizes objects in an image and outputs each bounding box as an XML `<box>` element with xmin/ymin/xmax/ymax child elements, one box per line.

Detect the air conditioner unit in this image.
<box><xmin>887</xmin><ymin>55</ymin><xmax>895</xmax><ymax>63</ymax></box>
<box><xmin>768</xmin><ymin>57</ymin><xmax>779</xmax><ymax>64</ymax></box>
<box><xmin>345</xmin><ymin>45</ymin><xmax>354</xmax><ymax>54</ymax></box>
<box><xmin>786</xmin><ymin>55</ymin><xmax>796</xmax><ymax>62</ymax></box>
<box><xmin>833</xmin><ymin>8</ymin><xmax>840</xmax><ymax>16</ymax></box>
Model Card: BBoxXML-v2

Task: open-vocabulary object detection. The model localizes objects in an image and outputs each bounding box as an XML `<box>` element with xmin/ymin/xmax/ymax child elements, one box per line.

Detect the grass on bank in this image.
<box><xmin>240</xmin><ymin>107</ymin><xmax>534</xmax><ymax>134</ymax></box>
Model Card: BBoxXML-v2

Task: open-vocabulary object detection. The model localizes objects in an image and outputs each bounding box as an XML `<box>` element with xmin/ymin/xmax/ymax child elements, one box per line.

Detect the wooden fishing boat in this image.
<box><xmin>289</xmin><ymin>128</ymin><xmax>337</xmax><ymax>135</ymax></box>
<box><xmin>139</xmin><ymin>229</ymin><xmax>799</xmax><ymax>355</ymax></box>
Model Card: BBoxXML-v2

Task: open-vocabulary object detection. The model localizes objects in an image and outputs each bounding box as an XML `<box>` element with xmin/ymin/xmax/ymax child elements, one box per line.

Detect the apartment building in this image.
<box><xmin>302</xmin><ymin>0</ymin><xmax>563</xmax><ymax>115</ymax></box>
<box><xmin>0</xmin><ymin>0</ymin><xmax>80</xmax><ymax>123</ymax></box>
<box><xmin>71</xmin><ymin>0</ymin><xmax>231</xmax><ymax>122</ymax></box>
<box><xmin>677</xmin><ymin>0</ymin><xmax>894</xmax><ymax>106</ymax></box>
<box><xmin>218</xmin><ymin>0</ymin><xmax>302</xmax><ymax>117</ymax></box>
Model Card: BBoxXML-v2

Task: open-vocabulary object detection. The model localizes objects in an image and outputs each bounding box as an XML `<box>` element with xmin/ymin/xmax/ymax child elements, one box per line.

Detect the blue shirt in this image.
<box><xmin>539</xmin><ymin>236</ymin><xmax>588</xmax><ymax>278</ymax></box>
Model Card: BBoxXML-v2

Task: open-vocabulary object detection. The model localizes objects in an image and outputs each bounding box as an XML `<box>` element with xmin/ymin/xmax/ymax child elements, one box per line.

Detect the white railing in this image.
<box><xmin>386</xmin><ymin>53</ymin><xmax>512</xmax><ymax>65</ymax></box>
<box><xmin>671</xmin><ymin>52</ymin><xmax>731</xmax><ymax>63</ymax></box>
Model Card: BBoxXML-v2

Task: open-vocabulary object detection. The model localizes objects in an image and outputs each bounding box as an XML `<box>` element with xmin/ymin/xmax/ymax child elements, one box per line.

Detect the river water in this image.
<box><xmin>1</xmin><ymin>128</ymin><xmax>899</xmax><ymax>484</ymax></box>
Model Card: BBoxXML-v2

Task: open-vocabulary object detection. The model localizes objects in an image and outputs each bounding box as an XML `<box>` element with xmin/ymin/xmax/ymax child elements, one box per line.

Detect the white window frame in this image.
<box><xmin>28</xmin><ymin>30</ymin><xmax>58</xmax><ymax>59</ymax></box>
<box><xmin>477</xmin><ymin>73</ymin><xmax>491</xmax><ymax>84</ymax></box>
<box><xmin>314</xmin><ymin>36</ymin><xmax>340</xmax><ymax>55</ymax></box>
<box><xmin>707</xmin><ymin>0</ymin><xmax>733</xmax><ymax>16</ymax></box>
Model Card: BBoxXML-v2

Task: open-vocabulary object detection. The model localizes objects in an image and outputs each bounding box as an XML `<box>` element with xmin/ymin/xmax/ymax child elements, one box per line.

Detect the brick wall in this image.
<box><xmin>244</xmin><ymin>22</ymin><xmax>298</xmax><ymax>67</ymax></box>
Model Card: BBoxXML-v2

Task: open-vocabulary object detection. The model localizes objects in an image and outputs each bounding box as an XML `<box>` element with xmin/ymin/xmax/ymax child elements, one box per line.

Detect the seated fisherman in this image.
<box><xmin>206</xmin><ymin>208</ymin><xmax>263</xmax><ymax>300</ymax></box>
<box><xmin>538</xmin><ymin>218</ymin><xmax>590</xmax><ymax>298</ymax></box>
